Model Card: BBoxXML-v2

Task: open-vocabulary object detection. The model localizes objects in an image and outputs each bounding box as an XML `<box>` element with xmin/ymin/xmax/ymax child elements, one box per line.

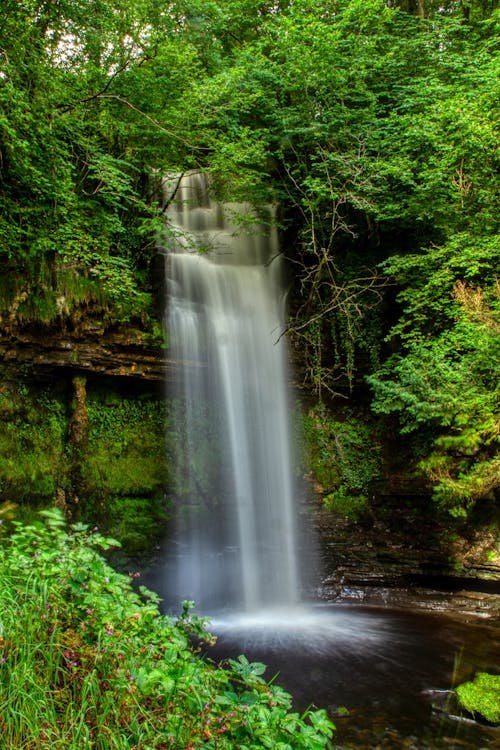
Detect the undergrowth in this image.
<box><xmin>0</xmin><ymin>509</ymin><xmax>335</xmax><ymax>749</ymax></box>
<box><xmin>303</xmin><ymin>404</ymin><xmax>380</xmax><ymax>520</ymax></box>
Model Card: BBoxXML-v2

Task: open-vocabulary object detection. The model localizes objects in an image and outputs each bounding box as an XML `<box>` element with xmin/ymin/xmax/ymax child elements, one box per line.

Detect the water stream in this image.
<box><xmin>207</xmin><ymin>604</ymin><xmax>500</xmax><ymax>749</ymax></box>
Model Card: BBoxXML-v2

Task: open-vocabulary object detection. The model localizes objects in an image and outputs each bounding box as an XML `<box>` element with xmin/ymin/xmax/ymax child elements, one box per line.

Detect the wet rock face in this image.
<box><xmin>0</xmin><ymin>323</ymin><xmax>169</xmax><ymax>381</ymax></box>
<box><xmin>313</xmin><ymin>500</ymin><xmax>500</xmax><ymax>619</ymax></box>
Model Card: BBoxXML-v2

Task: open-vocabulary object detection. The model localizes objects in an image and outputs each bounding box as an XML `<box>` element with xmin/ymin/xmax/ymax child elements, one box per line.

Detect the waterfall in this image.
<box><xmin>164</xmin><ymin>172</ymin><xmax>301</xmax><ymax>613</ymax></box>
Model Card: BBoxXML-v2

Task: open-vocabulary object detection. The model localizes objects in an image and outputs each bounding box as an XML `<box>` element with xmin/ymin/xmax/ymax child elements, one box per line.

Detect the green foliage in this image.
<box><xmin>0</xmin><ymin>510</ymin><xmax>335</xmax><ymax>749</ymax></box>
<box><xmin>88</xmin><ymin>495</ymin><xmax>169</xmax><ymax>555</ymax></box>
<box><xmin>171</xmin><ymin>0</ymin><xmax>498</xmax><ymax>395</ymax></box>
<box><xmin>83</xmin><ymin>394</ymin><xmax>168</xmax><ymax>496</ymax></box>
<box><xmin>0</xmin><ymin>381</ymin><xmax>173</xmax><ymax>552</ymax></box>
<box><xmin>0</xmin><ymin>384</ymin><xmax>69</xmax><ymax>503</ymax></box>
<box><xmin>0</xmin><ymin>0</ymin><xmax>197</xmax><ymax>328</ymax></box>
<box><xmin>380</xmin><ymin>235</ymin><xmax>500</xmax><ymax>343</ymax></box>
<box><xmin>455</xmin><ymin>672</ymin><xmax>500</xmax><ymax>724</ymax></box>
<box><xmin>323</xmin><ymin>486</ymin><xmax>368</xmax><ymax>523</ymax></box>
<box><xmin>0</xmin><ymin>259</ymin><xmax>149</xmax><ymax>328</ymax></box>
<box><xmin>369</xmin><ymin>267</ymin><xmax>499</xmax><ymax>515</ymax></box>
<box><xmin>303</xmin><ymin>404</ymin><xmax>379</xmax><ymax>517</ymax></box>
<box><xmin>79</xmin><ymin>392</ymin><xmax>171</xmax><ymax>551</ymax></box>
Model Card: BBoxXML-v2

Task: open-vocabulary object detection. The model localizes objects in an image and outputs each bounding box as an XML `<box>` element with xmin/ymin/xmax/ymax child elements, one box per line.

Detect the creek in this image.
<box><xmin>206</xmin><ymin>604</ymin><xmax>500</xmax><ymax>749</ymax></box>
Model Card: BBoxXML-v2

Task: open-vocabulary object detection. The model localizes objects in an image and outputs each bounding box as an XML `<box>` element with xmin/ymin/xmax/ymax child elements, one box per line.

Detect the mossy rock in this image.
<box><xmin>323</xmin><ymin>486</ymin><xmax>368</xmax><ymax>521</ymax></box>
<box><xmin>118</xmin><ymin>530</ymin><xmax>152</xmax><ymax>555</ymax></box>
<box><xmin>84</xmin><ymin>495</ymin><xmax>169</xmax><ymax>555</ymax></box>
<box><xmin>455</xmin><ymin>672</ymin><xmax>500</xmax><ymax>724</ymax></box>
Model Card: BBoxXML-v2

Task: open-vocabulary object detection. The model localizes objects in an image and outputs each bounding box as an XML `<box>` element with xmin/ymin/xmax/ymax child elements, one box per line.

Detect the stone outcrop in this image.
<box><xmin>0</xmin><ymin>323</ymin><xmax>178</xmax><ymax>381</ymax></box>
<box><xmin>314</xmin><ymin>500</ymin><xmax>500</xmax><ymax>619</ymax></box>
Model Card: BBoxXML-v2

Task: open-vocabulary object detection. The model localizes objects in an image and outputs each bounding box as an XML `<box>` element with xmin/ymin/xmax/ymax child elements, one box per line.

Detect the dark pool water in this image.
<box><xmin>203</xmin><ymin>604</ymin><xmax>500</xmax><ymax>749</ymax></box>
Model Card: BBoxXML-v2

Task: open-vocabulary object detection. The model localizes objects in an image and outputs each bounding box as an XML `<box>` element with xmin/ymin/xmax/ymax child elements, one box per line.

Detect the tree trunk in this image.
<box><xmin>68</xmin><ymin>376</ymin><xmax>88</xmax><ymax>447</ymax></box>
<box><xmin>461</xmin><ymin>1</ymin><xmax>471</xmax><ymax>21</ymax></box>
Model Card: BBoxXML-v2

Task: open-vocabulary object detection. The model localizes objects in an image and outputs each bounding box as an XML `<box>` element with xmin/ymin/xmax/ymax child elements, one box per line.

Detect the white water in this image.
<box><xmin>164</xmin><ymin>172</ymin><xmax>300</xmax><ymax>613</ymax></box>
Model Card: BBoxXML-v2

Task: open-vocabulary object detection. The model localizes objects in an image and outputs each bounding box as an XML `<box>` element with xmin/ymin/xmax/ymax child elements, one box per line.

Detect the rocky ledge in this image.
<box><xmin>0</xmin><ymin>323</ymin><xmax>188</xmax><ymax>381</ymax></box>
<box><xmin>314</xmin><ymin>502</ymin><xmax>500</xmax><ymax>621</ymax></box>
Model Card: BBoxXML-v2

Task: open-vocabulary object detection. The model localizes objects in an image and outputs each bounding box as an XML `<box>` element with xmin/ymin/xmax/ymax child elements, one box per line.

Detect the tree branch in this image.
<box><xmin>94</xmin><ymin>95</ymin><xmax>205</xmax><ymax>150</ymax></box>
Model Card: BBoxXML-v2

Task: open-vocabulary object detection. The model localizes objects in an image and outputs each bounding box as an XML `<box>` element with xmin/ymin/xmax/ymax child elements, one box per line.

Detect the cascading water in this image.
<box><xmin>164</xmin><ymin>172</ymin><xmax>301</xmax><ymax>614</ymax></box>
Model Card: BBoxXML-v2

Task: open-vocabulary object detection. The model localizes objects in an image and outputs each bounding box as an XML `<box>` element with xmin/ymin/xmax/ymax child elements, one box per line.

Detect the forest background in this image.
<box><xmin>0</xmin><ymin>0</ymin><xmax>498</xmax><ymax>554</ymax></box>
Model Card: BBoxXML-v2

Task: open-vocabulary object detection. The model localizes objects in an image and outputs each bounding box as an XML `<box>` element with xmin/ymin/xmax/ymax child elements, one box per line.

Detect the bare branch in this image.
<box><xmin>94</xmin><ymin>95</ymin><xmax>205</xmax><ymax>150</ymax></box>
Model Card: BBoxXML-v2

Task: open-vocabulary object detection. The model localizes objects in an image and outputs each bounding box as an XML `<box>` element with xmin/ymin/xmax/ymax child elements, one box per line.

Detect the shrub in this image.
<box><xmin>303</xmin><ymin>404</ymin><xmax>379</xmax><ymax>516</ymax></box>
<box><xmin>323</xmin><ymin>486</ymin><xmax>368</xmax><ymax>522</ymax></box>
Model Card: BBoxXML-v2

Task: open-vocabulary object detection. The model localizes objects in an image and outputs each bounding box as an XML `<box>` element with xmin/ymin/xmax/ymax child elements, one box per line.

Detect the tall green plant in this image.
<box><xmin>369</xmin><ymin>280</ymin><xmax>500</xmax><ymax>514</ymax></box>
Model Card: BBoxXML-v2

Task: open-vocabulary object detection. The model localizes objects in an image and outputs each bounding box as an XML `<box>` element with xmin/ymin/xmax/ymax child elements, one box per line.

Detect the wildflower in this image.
<box><xmin>132</xmin><ymin>613</ymin><xmax>140</xmax><ymax>620</ymax></box>
<box><xmin>106</xmin><ymin>628</ymin><xmax>113</xmax><ymax>636</ymax></box>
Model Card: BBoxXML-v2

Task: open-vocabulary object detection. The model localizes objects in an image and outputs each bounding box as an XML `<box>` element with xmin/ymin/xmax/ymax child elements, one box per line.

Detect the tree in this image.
<box><xmin>0</xmin><ymin>0</ymin><xmax>205</xmax><ymax>326</ymax></box>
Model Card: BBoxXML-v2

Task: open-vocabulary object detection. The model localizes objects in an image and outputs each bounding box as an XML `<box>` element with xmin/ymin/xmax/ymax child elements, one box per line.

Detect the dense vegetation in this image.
<box><xmin>0</xmin><ymin>378</ymin><xmax>169</xmax><ymax>552</ymax></box>
<box><xmin>0</xmin><ymin>508</ymin><xmax>334</xmax><ymax>748</ymax></box>
<box><xmin>456</xmin><ymin>672</ymin><xmax>500</xmax><ymax>724</ymax></box>
<box><xmin>1</xmin><ymin>0</ymin><xmax>498</xmax><ymax>522</ymax></box>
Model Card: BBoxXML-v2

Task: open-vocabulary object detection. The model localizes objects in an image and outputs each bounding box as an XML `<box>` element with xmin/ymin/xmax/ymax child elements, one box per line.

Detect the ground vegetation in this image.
<box><xmin>0</xmin><ymin>508</ymin><xmax>334</xmax><ymax>748</ymax></box>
